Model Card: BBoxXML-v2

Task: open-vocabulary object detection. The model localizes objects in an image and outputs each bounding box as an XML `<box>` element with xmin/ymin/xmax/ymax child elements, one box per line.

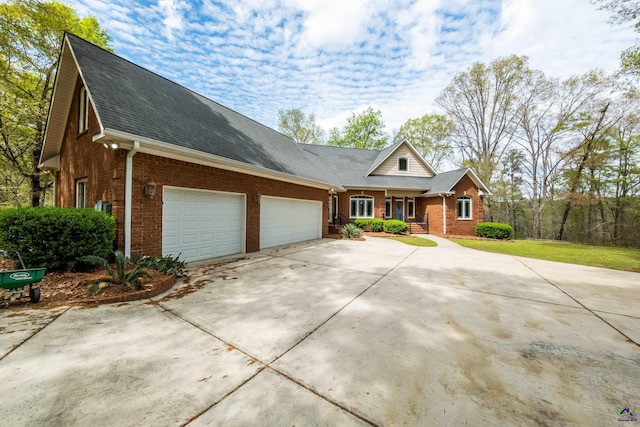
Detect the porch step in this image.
<box><xmin>409</xmin><ymin>223</ymin><xmax>429</xmax><ymax>234</ymax></box>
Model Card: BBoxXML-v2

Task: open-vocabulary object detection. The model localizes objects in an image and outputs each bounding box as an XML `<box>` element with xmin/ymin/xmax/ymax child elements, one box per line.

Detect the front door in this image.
<box><xmin>395</xmin><ymin>199</ymin><xmax>404</xmax><ymax>221</ymax></box>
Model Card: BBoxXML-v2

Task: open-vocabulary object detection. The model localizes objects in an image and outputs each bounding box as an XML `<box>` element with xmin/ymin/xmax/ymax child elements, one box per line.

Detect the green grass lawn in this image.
<box><xmin>387</xmin><ymin>236</ymin><xmax>438</xmax><ymax>247</ymax></box>
<box><xmin>450</xmin><ymin>238</ymin><xmax>640</xmax><ymax>272</ymax></box>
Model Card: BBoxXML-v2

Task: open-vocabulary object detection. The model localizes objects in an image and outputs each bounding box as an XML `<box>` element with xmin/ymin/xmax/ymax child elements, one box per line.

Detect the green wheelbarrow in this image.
<box><xmin>1</xmin><ymin>251</ymin><xmax>46</xmax><ymax>303</ymax></box>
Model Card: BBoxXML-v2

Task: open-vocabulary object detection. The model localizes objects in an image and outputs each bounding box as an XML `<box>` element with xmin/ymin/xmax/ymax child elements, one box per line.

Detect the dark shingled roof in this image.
<box><xmin>67</xmin><ymin>33</ymin><xmax>340</xmax><ymax>187</ymax></box>
<box><xmin>301</xmin><ymin>144</ymin><xmax>481</xmax><ymax>194</ymax></box>
<box><xmin>65</xmin><ymin>34</ymin><xmax>490</xmax><ymax>196</ymax></box>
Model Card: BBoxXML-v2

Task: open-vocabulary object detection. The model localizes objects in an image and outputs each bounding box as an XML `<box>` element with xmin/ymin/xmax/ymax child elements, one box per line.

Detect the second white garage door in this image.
<box><xmin>163</xmin><ymin>187</ymin><xmax>245</xmax><ymax>262</ymax></box>
<box><xmin>260</xmin><ymin>196</ymin><xmax>322</xmax><ymax>249</ymax></box>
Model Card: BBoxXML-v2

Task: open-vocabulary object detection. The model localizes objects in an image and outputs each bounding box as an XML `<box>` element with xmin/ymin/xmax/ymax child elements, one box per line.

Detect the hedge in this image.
<box><xmin>353</xmin><ymin>218</ymin><xmax>384</xmax><ymax>232</ymax></box>
<box><xmin>0</xmin><ymin>207</ymin><xmax>116</xmax><ymax>270</ymax></box>
<box><xmin>383</xmin><ymin>219</ymin><xmax>408</xmax><ymax>234</ymax></box>
<box><xmin>475</xmin><ymin>222</ymin><xmax>513</xmax><ymax>239</ymax></box>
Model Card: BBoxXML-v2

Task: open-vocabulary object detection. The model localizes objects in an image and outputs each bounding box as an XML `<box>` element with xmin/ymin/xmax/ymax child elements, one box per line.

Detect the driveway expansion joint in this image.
<box><xmin>163</xmin><ymin>247</ymin><xmax>418</xmax><ymax>426</ymax></box>
<box><xmin>515</xmin><ymin>257</ymin><xmax>640</xmax><ymax>348</ymax></box>
<box><xmin>0</xmin><ymin>306</ymin><xmax>70</xmax><ymax>362</ymax></box>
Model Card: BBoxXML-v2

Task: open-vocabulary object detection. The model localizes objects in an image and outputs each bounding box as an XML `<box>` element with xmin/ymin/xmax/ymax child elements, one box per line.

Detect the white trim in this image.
<box><xmin>407</xmin><ymin>197</ymin><xmax>415</xmax><ymax>219</ymax></box>
<box><xmin>78</xmin><ymin>86</ymin><xmax>88</xmax><ymax>133</ymax></box>
<box><xmin>397</xmin><ymin>156</ymin><xmax>409</xmax><ymax>172</ymax></box>
<box><xmin>98</xmin><ymin>128</ymin><xmax>341</xmax><ymax>192</ymax></box>
<box><xmin>349</xmin><ymin>195</ymin><xmax>374</xmax><ymax>218</ymax></box>
<box><xmin>40</xmin><ymin>155</ymin><xmax>60</xmax><ymax>170</ymax></box>
<box><xmin>75</xmin><ymin>178</ymin><xmax>87</xmax><ymax>208</ymax></box>
<box><xmin>66</xmin><ymin>35</ymin><xmax>104</xmax><ymax>136</ymax></box>
<box><xmin>441</xmin><ymin>194</ymin><xmax>447</xmax><ymax>234</ymax></box>
<box><xmin>124</xmin><ymin>141</ymin><xmax>140</xmax><ymax>258</ymax></box>
<box><xmin>457</xmin><ymin>196</ymin><xmax>473</xmax><ymax>220</ymax></box>
<box><xmin>385</xmin><ymin>197</ymin><xmax>392</xmax><ymax>218</ymax></box>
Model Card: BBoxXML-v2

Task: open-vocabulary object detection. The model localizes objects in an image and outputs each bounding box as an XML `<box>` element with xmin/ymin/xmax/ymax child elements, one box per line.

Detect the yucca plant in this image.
<box><xmin>81</xmin><ymin>250</ymin><xmax>151</xmax><ymax>290</ymax></box>
<box><xmin>341</xmin><ymin>223</ymin><xmax>364</xmax><ymax>239</ymax></box>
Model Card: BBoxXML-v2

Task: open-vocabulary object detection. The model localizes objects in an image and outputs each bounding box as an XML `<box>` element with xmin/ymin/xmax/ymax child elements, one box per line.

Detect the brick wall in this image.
<box><xmin>57</xmin><ymin>78</ymin><xmax>126</xmax><ymax>249</ymax></box>
<box><xmin>132</xmin><ymin>154</ymin><xmax>328</xmax><ymax>255</ymax></box>
<box><xmin>337</xmin><ymin>190</ymin><xmax>386</xmax><ymax>221</ymax></box>
<box><xmin>423</xmin><ymin>174</ymin><xmax>483</xmax><ymax>236</ymax></box>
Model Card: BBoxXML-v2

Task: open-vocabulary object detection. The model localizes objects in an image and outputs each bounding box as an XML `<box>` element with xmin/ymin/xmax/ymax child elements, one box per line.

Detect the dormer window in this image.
<box><xmin>398</xmin><ymin>157</ymin><xmax>408</xmax><ymax>172</ymax></box>
<box><xmin>79</xmin><ymin>86</ymin><xmax>89</xmax><ymax>134</ymax></box>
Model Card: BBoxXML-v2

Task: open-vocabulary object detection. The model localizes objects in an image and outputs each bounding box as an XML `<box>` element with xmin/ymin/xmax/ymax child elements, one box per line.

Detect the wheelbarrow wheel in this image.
<box><xmin>29</xmin><ymin>286</ymin><xmax>40</xmax><ymax>303</ymax></box>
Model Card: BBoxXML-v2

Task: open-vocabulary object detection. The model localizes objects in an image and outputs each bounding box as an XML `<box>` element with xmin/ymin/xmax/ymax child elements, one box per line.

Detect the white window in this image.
<box><xmin>398</xmin><ymin>157</ymin><xmax>408</xmax><ymax>172</ymax></box>
<box><xmin>79</xmin><ymin>86</ymin><xmax>89</xmax><ymax>133</ymax></box>
<box><xmin>385</xmin><ymin>197</ymin><xmax>391</xmax><ymax>218</ymax></box>
<box><xmin>76</xmin><ymin>178</ymin><xmax>88</xmax><ymax>208</ymax></box>
<box><xmin>457</xmin><ymin>196</ymin><xmax>472</xmax><ymax>220</ymax></box>
<box><xmin>350</xmin><ymin>195</ymin><xmax>374</xmax><ymax>218</ymax></box>
<box><xmin>407</xmin><ymin>198</ymin><xmax>415</xmax><ymax>218</ymax></box>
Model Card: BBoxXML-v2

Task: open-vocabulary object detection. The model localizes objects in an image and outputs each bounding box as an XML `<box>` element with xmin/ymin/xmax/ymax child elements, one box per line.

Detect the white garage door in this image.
<box><xmin>163</xmin><ymin>187</ymin><xmax>245</xmax><ymax>262</ymax></box>
<box><xmin>260</xmin><ymin>196</ymin><xmax>322</xmax><ymax>249</ymax></box>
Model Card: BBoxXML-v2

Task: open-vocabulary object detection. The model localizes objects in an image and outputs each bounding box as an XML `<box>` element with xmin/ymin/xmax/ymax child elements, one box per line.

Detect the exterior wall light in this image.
<box><xmin>144</xmin><ymin>179</ymin><xmax>157</xmax><ymax>198</ymax></box>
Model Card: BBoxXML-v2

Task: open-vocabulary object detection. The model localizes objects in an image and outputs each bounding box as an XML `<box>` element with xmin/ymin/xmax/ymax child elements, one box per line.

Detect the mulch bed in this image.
<box><xmin>1</xmin><ymin>256</ymin><xmax>176</xmax><ymax>309</ymax></box>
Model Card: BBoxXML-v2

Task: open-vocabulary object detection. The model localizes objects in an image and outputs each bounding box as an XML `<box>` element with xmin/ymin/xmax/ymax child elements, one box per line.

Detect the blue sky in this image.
<box><xmin>64</xmin><ymin>0</ymin><xmax>637</xmax><ymax>135</ymax></box>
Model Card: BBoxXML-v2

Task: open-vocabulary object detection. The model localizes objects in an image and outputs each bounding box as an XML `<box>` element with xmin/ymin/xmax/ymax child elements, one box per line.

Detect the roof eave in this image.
<box><xmin>39</xmin><ymin>33</ymin><xmax>104</xmax><ymax>167</ymax></box>
<box><xmin>99</xmin><ymin>129</ymin><xmax>344</xmax><ymax>191</ymax></box>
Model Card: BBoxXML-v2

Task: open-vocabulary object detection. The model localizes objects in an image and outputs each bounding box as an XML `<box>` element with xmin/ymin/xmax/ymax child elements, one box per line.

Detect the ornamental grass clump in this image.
<box><xmin>341</xmin><ymin>223</ymin><xmax>364</xmax><ymax>239</ymax></box>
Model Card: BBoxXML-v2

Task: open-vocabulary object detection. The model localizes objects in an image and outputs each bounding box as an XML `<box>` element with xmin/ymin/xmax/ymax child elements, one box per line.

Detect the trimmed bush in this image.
<box><xmin>368</xmin><ymin>218</ymin><xmax>384</xmax><ymax>232</ymax></box>
<box><xmin>353</xmin><ymin>218</ymin><xmax>370</xmax><ymax>230</ymax></box>
<box><xmin>341</xmin><ymin>223</ymin><xmax>363</xmax><ymax>239</ymax></box>
<box><xmin>0</xmin><ymin>207</ymin><xmax>116</xmax><ymax>270</ymax></box>
<box><xmin>475</xmin><ymin>222</ymin><xmax>513</xmax><ymax>239</ymax></box>
<box><xmin>353</xmin><ymin>218</ymin><xmax>384</xmax><ymax>232</ymax></box>
<box><xmin>383</xmin><ymin>219</ymin><xmax>408</xmax><ymax>234</ymax></box>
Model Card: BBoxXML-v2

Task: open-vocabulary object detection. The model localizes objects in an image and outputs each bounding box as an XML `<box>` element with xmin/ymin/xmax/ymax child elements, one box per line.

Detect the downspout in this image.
<box><xmin>440</xmin><ymin>193</ymin><xmax>447</xmax><ymax>235</ymax></box>
<box><xmin>124</xmin><ymin>141</ymin><xmax>140</xmax><ymax>258</ymax></box>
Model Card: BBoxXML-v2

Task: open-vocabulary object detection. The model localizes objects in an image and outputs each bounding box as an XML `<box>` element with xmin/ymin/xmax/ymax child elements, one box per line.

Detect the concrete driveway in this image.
<box><xmin>1</xmin><ymin>236</ymin><xmax>638</xmax><ymax>426</ymax></box>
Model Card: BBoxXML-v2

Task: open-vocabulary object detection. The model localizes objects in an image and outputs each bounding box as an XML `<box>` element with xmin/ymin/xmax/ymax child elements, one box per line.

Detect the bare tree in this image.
<box><xmin>514</xmin><ymin>70</ymin><xmax>606</xmax><ymax>238</ymax></box>
<box><xmin>436</xmin><ymin>55</ymin><xmax>530</xmax><ymax>219</ymax></box>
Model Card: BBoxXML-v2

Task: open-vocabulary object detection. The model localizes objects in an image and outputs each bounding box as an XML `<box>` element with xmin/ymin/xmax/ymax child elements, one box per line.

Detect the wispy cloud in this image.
<box><xmin>64</xmin><ymin>0</ymin><xmax>637</xmax><ymax>133</ymax></box>
<box><xmin>158</xmin><ymin>0</ymin><xmax>185</xmax><ymax>41</ymax></box>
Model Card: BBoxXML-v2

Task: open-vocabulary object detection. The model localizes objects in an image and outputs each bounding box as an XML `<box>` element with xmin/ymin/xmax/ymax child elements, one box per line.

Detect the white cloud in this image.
<box><xmin>159</xmin><ymin>0</ymin><xmax>185</xmax><ymax>41</ymax></box>
<box><xmin>483</xmin><ymin>0</ymin><xmax>636</xmax><ymax>77</ymax></box>
<box><xmin>287</xmin><ymin>0</ymin><xmax>372</xmax><ymax>49</ymax></box>
<box><xmin>63</xmin><ymin>0</ymin><xmax>638</xmax><ymax>138</ymax></box>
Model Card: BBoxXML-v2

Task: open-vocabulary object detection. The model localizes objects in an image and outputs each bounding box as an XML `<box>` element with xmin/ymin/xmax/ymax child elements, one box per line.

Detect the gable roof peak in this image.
<box><xmin>365</xmin><ymin>139</ymin><xmax>436</xmax><ymax>177</ymax></box>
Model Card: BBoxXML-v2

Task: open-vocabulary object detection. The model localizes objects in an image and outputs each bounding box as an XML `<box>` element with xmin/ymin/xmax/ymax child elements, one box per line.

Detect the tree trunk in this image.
<box><xmin>556</xmin><ymin>103</ymin><xmax>610</xmax><ymax>241</ymax></box>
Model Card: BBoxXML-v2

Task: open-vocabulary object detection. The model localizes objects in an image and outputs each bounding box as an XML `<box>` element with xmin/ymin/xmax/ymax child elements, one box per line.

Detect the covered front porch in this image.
<box><xmin>328</xmin><ymin>189</ymin><xmax>429</xmax><ymax>234</ymax></box>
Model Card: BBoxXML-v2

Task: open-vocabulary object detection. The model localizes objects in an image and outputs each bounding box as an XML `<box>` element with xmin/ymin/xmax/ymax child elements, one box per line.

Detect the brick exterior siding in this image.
<box><xmin>422</xmin><ymin>174</ymin><xmax>483</xmax><ymax>236</ymax></box>
<box><xmin>56</xmin><ymin>78</ymin><xmax>328</xmax><ymax>256</ymax></box>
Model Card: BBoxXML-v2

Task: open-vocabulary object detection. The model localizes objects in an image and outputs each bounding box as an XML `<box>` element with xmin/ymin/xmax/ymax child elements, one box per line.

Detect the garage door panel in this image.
<box><xmin>163</xmin><ymin>188</ymin><xmax>245</xmax><ymax>262</ymax></box>
<box><xmin>260</xmin><ymin>197</ymin><xmax>322</xmax><ymax>249</ymax></box>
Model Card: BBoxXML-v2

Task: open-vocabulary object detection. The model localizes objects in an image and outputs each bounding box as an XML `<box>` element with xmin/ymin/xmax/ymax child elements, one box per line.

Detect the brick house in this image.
<box><xmin>39</xmin><ymin>34</ymin><xmax>490</xmax><ymax>262</ymax></box>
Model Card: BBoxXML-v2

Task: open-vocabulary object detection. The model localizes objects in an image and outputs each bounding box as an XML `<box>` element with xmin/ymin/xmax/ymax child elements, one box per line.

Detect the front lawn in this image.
<box><xmin>450</xmin><ymin>239</ymin><xmax>640</xmax><ymax>272</ymax></box>
<box><xmin>388</xmin><ymin>236</ymin><xmax>438</xmax><ymax>247</ymax></box>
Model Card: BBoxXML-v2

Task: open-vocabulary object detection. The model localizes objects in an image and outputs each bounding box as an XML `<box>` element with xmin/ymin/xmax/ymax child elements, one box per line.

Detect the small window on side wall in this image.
<box><xmin>457</xmin><ymin>196</ymin><xmax>472</xmax><ymax>220</ymax></box>
<box><xmin>76</xmin><ymin>178</ymin><xmax>88</xmax><ymax>208</ymax></box>
<box><xmin>398</xmin><ymin>157</ymin><xmax>408</xmax><ymax>172</ymax></box>
<box><xmin>79</xmin><ymin>86</ymin><xmax>89</xmax><ymax>134</ymax></box>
